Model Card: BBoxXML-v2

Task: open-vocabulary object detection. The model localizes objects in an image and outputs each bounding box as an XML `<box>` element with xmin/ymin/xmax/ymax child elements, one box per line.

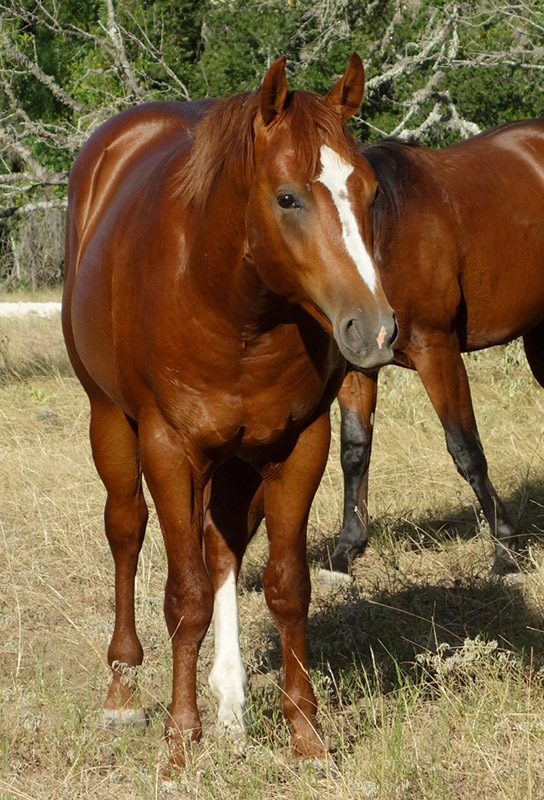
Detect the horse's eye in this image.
<box><xmin>277</xmin><ymin>193</ymin><xmax>301</xmax><ymax>210</ymax></box>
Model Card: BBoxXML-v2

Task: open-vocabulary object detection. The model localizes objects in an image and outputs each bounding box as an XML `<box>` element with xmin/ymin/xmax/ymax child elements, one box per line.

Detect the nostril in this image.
<box><xmin>342</xmin><ymin>318</ymin><xmax>364</xmax><ymax>351</ymax></box>
<box><xmin>389</xmin><ymin>313</ymin><xmax>398</xmax><ymax>347</ymax></box>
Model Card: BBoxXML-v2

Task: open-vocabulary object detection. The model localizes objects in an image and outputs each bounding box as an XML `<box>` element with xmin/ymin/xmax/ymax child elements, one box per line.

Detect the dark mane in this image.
<box><xmin>177</xmin><ymin>89</ymin><xmax>360</xmax><ymax>210</ymax></box>
<box><xmin>362</xmin><ymin>138</ymin><xmax>422</xmax><ymax>229</ymax></box>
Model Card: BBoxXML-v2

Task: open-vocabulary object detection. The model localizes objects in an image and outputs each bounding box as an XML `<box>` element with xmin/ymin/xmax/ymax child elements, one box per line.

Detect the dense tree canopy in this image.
<box><xmin>1</xmin><ymin>0</ymin><xmax>543</xmax><ymax>286</ymax></box>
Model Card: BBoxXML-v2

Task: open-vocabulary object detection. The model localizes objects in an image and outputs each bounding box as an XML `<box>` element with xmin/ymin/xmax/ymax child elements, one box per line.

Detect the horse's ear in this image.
<box><xmin>260</xmin><ymin>56</ymin><xmax>288</xmax><ymax>126</ymax></box>
<box><xmin>325</xmin><ymin>53</ymin><xmax>365</xmax><ymax>120</ymax></box>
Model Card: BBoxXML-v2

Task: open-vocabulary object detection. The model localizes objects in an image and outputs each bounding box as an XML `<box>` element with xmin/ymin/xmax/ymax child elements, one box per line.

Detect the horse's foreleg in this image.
<box><xmin>139</xmin><ymin>412</ymin><xmax>213</xmax><ymax>766</ymax></box>
<box><xmin>262</xmin><ymin>412</ymin><xmax>331</xmax><ymax>758</ymax></box>
<box><xmin>323</xmin><ymin>370</ymin><xmax>378</xmax><ymax>576</ymax></box>
<box><xmin>89</xmin><ymin>399</ymin><xmax>148</xmax><ymax>729</ymax></box>
<box><xmin>204</xmin><ymin>459</ymin><xmax>263</xmax><ymax>740</ymax></box>
<box><xmin>413</xmin><ymin>340</ymin><xmax>518</xmax><ymax>574</ymax></box>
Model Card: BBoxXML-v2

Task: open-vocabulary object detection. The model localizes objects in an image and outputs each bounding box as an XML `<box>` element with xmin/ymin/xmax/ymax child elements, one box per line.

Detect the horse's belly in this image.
<box><xmin>460</xmin><ymin>205</ymin><xmax>544</xmax><ymax>346</ymax></box>
<box><xmin>463</xmin><ymin>267</ymin><xmax>544</xmax><ymax>348</ymax></box>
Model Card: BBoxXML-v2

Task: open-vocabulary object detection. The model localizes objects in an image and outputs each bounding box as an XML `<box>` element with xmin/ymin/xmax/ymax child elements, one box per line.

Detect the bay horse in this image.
<box><xmin>323</xmin><ymin>120</ymin><xmax>544</xmax><ymax>579</ymax></box>
<box><xmin>62</xmin><ymin>54</ymin><xmax>397</xmax><ymax>765</ymax></box>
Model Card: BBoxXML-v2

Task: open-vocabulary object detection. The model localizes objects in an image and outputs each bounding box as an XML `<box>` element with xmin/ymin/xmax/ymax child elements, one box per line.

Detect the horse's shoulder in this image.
<box><xmin>68</xmin><ymin>100</ymin><xmax>216</xmax><ymax>234</ymax></box>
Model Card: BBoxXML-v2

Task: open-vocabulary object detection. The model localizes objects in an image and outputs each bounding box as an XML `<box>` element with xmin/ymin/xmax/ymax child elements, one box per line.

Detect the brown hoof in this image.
<box><xmin>290</xmin><ymin>730</ymin><xmax>329</xmax><ymax>759</ymax></box>
<box><xmin>158</xmin><ymin>758</ymin><xmax>182</xmax><ymax>786</ymax></box>
<box><xmin>164</xmin><ymin>725</ymin><xmax>202</xmax><ymax>769</ymax></box>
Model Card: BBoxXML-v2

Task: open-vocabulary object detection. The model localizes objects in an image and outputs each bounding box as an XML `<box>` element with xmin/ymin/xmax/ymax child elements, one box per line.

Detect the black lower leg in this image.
<box><xmin>328</xmin><ymin>408</ymin><xmax>373</xmax><ymax>573</ymax></box>
<box><xmin>445</xmin><ymin>426</ymin><xmax>518</xmax><ymax>574</ymax></box>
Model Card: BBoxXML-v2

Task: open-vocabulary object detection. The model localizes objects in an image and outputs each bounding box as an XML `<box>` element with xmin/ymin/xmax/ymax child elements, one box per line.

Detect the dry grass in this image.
<box><xmin>0</xmin><ymin>287</ymin><xmax>63</xmax><ymax>305</ymax></box>
<box><xmin>1</xmin><ymin>315</ymin><xmax>543</xmax><ymax>799</ymax></box>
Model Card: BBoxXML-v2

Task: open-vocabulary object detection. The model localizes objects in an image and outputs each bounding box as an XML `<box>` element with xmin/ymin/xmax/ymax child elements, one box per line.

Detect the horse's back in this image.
<box><xmin>447</xmin><ymin>119</ymin><xmax>544</xmax><ymax>344</ymax></box>
<box><xmin>450</xmin><ymin>117</ymin><xmax>544</xmax><ymax>152</ymax></box>
<box><xmin>372</xmin><ymin>119</ymin><xmax>544</xmax><ymax>351</ymax></box>
<box><xmin>442</xmin><ymin>118</ymin><xmax>544</xmax><ymax>194</ymax></box>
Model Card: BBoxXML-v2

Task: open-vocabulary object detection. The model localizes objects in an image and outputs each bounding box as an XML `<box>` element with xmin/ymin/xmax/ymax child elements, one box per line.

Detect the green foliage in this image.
<box><xmin>3</xmin><ymin>0</ymin><xmax>544</xmax><ymax>155</ymax></box>
<box><xmin>1</xmin><ymin>0</ymin><xmax>544</xmax><ymax>288</ymax></box>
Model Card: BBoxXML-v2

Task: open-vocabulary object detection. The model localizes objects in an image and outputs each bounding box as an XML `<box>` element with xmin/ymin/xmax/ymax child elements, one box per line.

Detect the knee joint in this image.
<box><xmin>263</xmin><ymin>561</ymin><xmax>309</xmax><ymax>625</ymax></box>
<box><xmin>340</xmin><ymin>411</ymin><xmax>371</xmax><ymax>476</ymax></box>
<box><xmin>164</xmin><ymin>574</ymin><xmax>213</xmax><ymax>640</ymax></box>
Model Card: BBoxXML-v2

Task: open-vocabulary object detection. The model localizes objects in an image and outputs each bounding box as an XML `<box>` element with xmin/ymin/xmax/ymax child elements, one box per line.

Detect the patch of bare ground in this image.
<box><xmin>1</xmin><ymin>318</ymin><xmax>543</xmax><ymax>799</ymax></box>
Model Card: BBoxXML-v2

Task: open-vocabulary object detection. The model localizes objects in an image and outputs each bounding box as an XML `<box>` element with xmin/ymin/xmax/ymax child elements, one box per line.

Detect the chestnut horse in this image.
<box><xmin>62</xmin><ymin>55</ymin><xmax>397</xmax><ymax>765</ymax></box>
<box><xmin>323</xmin><ymin>120</ymin><xmax>544</xmax><ymax>579</ymax></box>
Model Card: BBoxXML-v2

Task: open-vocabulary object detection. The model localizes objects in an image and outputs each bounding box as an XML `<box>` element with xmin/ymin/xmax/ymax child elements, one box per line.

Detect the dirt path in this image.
<box><xmin>0</xmin><ymin>302</ymin><xmax>61</xmax><ymax>317</ymax></box>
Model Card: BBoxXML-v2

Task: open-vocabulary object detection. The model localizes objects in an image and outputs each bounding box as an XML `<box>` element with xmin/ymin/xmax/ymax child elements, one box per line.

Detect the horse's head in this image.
<box><xmin>246</xmin><ymin>55</ymin><xmax>397</xmax><ymax>370</ymax></box>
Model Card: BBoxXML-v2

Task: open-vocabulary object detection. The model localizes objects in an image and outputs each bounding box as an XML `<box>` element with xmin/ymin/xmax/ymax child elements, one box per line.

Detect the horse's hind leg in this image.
<box><xmin>204</xmin><ymin>459</ymin><xmax>263</xmax><ymax>740</ymax></box>
<box><xmin>413</xmin><ymin>339</ymin><xmax>518</xmax><ymax>574</ymax></box>
<box><xmin>89</xmin><ymin>398</ymin><xmax>148</xmax><ymax>728</ymax></box>
<box><xmin>322</xmin><ymin>370</ymin><xmax>377</xmax><ymax>577</ymax></box>
<box><xmin>523</xmin><ymin>322</ymin><xmax>544</xmax><ymax>388</ymax></box>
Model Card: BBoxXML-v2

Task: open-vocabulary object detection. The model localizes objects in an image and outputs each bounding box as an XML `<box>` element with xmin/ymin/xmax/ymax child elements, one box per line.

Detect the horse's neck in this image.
<box><xmin>188</xmin><ymin>246</ymin><xmax>274</xmax><ymax>329</ymax></box>
<box><xmin>183</xmin><ymin>188</ymin><xmax>283</xmax><ymax>334</ymax></box>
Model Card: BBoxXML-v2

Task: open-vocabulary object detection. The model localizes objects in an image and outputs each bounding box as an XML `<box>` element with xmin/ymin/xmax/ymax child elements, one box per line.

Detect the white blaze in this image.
<box><xmin>208</xmin><ymin>571</ymin><xmax>247</xmax><ymax>739</ymax></box>
<box><xmin>316</xmin><ymin>144</ymin><xmax>378</xmax><ymax>293</ymax></box>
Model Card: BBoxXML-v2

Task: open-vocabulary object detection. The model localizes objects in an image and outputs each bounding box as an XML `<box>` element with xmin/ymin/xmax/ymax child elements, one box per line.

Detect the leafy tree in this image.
<box><xmin>0</xmin><ymin>0</ymin><xmax>542</xmax><ymax>287</ymax></box>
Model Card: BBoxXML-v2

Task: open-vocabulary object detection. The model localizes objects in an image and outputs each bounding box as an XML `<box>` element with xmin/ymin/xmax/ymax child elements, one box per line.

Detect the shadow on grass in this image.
<box><xmin>307</xmin><ymin>476</ymin><xmax>544</xmax><ymax>570</ymax></box>
<box><xmin>245</xmin><ymin>478</ymin><xmax>544</xmax><ymax>714</ymax></box>
<box><xmin>310</xmin><ymin>576</ymin><xmax>543</xmax><ymax>674</ymax></box>
<box><xmin>247</xmin><ymin>570</ymin><xmax>544</xmax><ymax>721</ymax></box>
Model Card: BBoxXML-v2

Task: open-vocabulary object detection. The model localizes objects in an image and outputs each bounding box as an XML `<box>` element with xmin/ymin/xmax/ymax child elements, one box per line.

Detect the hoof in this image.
<box><xmin>320</xmin><ymin>542</ymin><xmax>365</xmax><ymax>576</ymax></box>
<box><xmin>500</xmin><ymin>570</ymin><xmax>525</xmax><ymax>587</ymax></box>
<box><xmin>302</xmin><ymin>753</ymin><xmax>341</xmax><ymax>778</ymax></box>
<box><xmin>157</xmin><ymin>760</ymin><xmax>181</xmax><ymax>787</ymax></box>
<box><xmin>316</xmin><ymin>568</ymin><xmax>353</xmax><ymax>587</ymax></box>
<box><xmin>492</xmin><ymin>551</ymin><xmax>520</xmax><ymax>576</ymax></box>
<box><xmin>98</xmin><ymin>706</ymin><xmax>147</xmax><ymax>730</ymax></box>
<box><xmin>215</xmin><ymin>719</ymin><xmax>247</xmax><ymax>746</ymax></box>
<box><xmin>291</xmin><ymin>731</ymin><xmax>329</xmax><ymax>760</ymax></box>
<box><xmin>164</xmin><ymin>725</ymin><xmax>202</xmax><ymax>769</ymax></box>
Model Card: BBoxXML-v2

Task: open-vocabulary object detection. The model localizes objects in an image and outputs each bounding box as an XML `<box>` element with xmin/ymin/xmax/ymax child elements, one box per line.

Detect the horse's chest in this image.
<box><xmin>191</xmin><ymin>342</ymin><xmax>339</xmax><ymax>458</ymax></box>
<box><xmin>240</xmin><ymin>357</ymin><xmax>330</xmax><ymax>447</ymax></box>
<box><xmin>154</xmin><ymin>321</ymin><xmax>342</xmax><ymax>460</ymax></box>
<box><xmin>240</xmin><ymin>386</ymin><xmax>318</xmax><ymax>449</ymax></box>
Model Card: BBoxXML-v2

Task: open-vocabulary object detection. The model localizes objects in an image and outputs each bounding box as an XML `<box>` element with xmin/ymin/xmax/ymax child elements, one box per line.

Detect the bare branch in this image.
<box><xmin>0</xmin><ymin>198</ymin><xmax>67</xmax><ymax>219</ymax></box>
<box><xmin>100</xmin><ymin>0</ymin><xmax>144</xmax><ymax>100</ymax></box>
<box><xmin>119</xmin><ymin>11</ymin><xmax>193</xmax><ymax>101</ymax></box>
<box><xmin>0</xmin><ymin>171</ymin><xmax>68</xmax><ymax>186</ymax></box>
